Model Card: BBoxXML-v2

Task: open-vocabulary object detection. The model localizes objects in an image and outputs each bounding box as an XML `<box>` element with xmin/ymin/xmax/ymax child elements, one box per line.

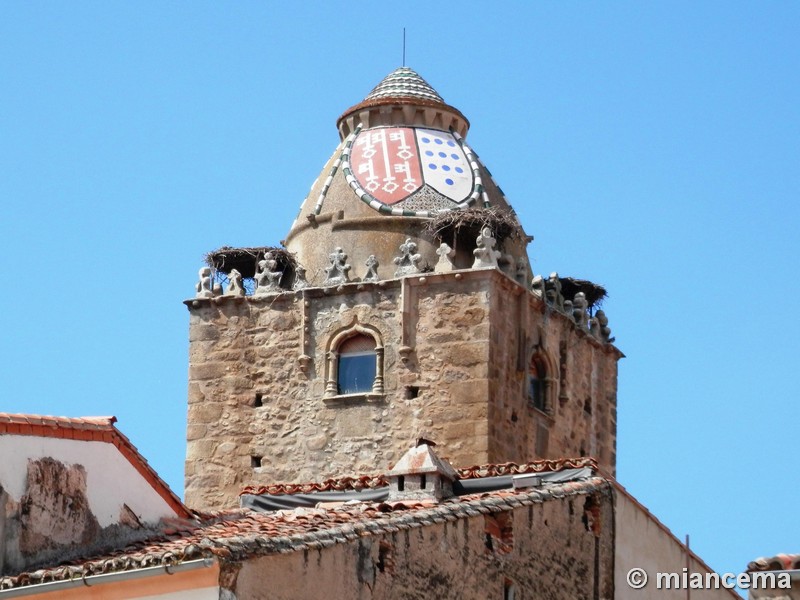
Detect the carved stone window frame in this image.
<box><xmin>324</xmin><ymin>323</ymin><xmax>385</xmax><ymax>399</ymax></box>
<box><xmin>528</xmin><ymin>346</ymin><xmax>558</xmax><ymax>417</ymax></box>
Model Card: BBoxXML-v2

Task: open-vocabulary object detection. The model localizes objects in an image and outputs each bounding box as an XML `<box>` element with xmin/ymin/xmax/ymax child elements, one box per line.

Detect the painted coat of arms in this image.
<box><xmin>350</xmin><ymin>127</ymin><xmax>474</xmax><ymax>205</ymax></box>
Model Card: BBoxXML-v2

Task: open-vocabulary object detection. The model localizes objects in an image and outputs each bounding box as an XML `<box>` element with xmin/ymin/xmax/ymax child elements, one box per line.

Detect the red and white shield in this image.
<box><xmin>351</xmin><ymin>127</ymin><xmax>473</xmax><ymax>205</ymax></box>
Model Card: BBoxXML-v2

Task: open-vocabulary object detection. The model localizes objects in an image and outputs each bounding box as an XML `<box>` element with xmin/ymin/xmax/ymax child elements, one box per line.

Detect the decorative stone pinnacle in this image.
<box><xmin>363</xmin><ymin>255</ymin><xmax>380</xmax><ymax>282</ymax></box>
<box><xmin>394</xmin><ymin>238</ymin><xmax>422</xmax><ymax>277</ymax></box>
<box><xmin>255</xmin><ymin>252</ymin><xmax>283</xmax><ymax>295</ymax></box>
<box><xmin>515</xmin><ymin>257</ymin><xmax>528</xmax><ymax>286</ymax></box>
<box><xmin>472</xmin><ymin>227</ymin><xmax>501</xmax><ymax>269</ymax></box>
<box><xmin>195</xmin><ymin>267</ymin><xmax>221</xmax><ymax>299</ymax></box>
<box><xmin>572</xmin><ymin>292</ymin><xmax>589</xmax><ymax>329</ymax></box>
<box><xmin>590</xmin><ymin>309</ymin><xmax>614</xmax><ymax>343</ymax></box>
<box><xmin>293</xmin><ymin>266</ymin><xmax>309</xmax><ymax>291</ymax></box>
<box><xmin>434</xmin><ymin>242</ymin><xmax>456</xmax><ymax>273</ymax></box>
<box><xmin>225</xmin><ymin>268</ymin><xmax>246</xmax><ymax>297</ymax></box>
<box><xmin>531</xmin><ymin>274</ymin><xmax>545</xmax><ymax>297</ymax></box>
<box><xmin>544</xmin><ymin>272</ymin><xmax>565</xmax><ymax>312</ymax></box>
<box><xmin>324</xmin><ymin>247</ymin><xmax>351</xmax><ymax>286</ymax></box>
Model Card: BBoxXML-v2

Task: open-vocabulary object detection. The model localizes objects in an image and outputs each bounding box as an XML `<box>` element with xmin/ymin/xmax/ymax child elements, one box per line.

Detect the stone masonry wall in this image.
<box><xmin>487</xmin><ymin>272</ymin><xmax>619</xmax><ymax>475</ymax></box>
<box><xmin>227</xmin><ymin>486</ymin><xmax>615</xmax><ymax>600</ymax></box>
<box><xmin>185</xmin><ymin>269</ymin><xmax>620</xmax><ymax>510</ymax></box>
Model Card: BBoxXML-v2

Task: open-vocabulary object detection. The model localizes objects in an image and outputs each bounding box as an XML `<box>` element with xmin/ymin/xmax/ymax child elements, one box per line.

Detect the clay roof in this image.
<box><xmin>363</xmin><ymin>67</ymin><xmax>445</xmax><ymax>103</ymax></box>
<box><xmin>748</xmin><ymin>553</ymin><xmax>800</xmax><ymax>572</ymax></box>
<box><xmin>386</xmin><ymin>443</ymin><xmax>459</xmax><ymax>479</ymax></box>
<box><xmin>240</xmin><ymin>457</ymin><xmax>597</xmax><ymax>496</ymax></box>
<box><xmin>0</xmin><ymin>412</ymin><xmax>190</xmax><ymax>519</ymax></box>
<box><xmin>337</xmin><ymin>66</ymin><xmax>469</xmax><ymax>134</ymax></box>
<box><xmin>0</xmin><ymin>475</ymin><xmax>609</xmax><ymax>591</ymax></box>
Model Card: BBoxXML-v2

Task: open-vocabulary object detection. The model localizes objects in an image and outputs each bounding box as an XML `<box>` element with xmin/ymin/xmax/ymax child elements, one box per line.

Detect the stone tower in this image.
<box><xmin>184</xmin><ymin>67</ymin><xmax>622</xmax><ymax>510</ymax></box>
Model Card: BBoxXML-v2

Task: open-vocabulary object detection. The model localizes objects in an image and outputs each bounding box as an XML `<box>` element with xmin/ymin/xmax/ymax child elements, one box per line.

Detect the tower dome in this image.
<box><xmin>284</xmin><ymin>67</ymin><xmax>530</xmax><ymax>284</ymax></box>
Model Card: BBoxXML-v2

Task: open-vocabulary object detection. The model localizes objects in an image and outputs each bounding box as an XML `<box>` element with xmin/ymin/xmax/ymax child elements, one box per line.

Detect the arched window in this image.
<box><xmin>337</xmin><ymin>334</ymin><xmax>376</xmax><ymax>394</ymax></box>
<box><xmin>324</xmin><ymin>325</ymin><xmax>384</xmax><ymax>398</ymax></box>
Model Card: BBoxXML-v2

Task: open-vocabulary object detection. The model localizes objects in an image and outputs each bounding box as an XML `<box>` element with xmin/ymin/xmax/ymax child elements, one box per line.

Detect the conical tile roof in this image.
<box><xmin>336</xmin><ymin>66</ymin><xmax>469</xmax><ymax>139</ymax></box>
<box><xmin>363</xmin><ymin>67</ymin><xmax>445</xmax><ymax>104</ymax></box>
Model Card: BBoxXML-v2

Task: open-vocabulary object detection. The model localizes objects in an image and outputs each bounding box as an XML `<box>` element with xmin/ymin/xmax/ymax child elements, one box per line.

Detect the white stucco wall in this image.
<box><xmin>615</xmin><ymin>484</ymin><xmax>739</xmax><ymax>599</ymax></box>
<box><xmin>0</xmin><ymin>435</ymin><xmax>177</xmax><ymax>527</ymax></box>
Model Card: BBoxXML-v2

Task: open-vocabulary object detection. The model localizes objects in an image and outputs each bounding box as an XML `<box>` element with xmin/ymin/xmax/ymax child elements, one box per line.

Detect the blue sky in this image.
<box><xmin>2</xmin><ymin>2</ymin><xmax>798</xmax><ymax>588</ymax></box>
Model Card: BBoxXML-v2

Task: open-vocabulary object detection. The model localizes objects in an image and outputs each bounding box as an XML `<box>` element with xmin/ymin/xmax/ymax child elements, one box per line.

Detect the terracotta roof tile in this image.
<box><xmin>240</xmin><ymin>456</ymin><xmax>597</xmax><ymax>496</ymax></box>
<box><xmin>748</xmin><ymin>553</ymin><xmax>800</xmax><ymax>572</ymax></box>
<box><xmin>363</xmin><ymin>67</ymin><xmax>445</xmax><ymax>104</ymax></box>
<box><xmin>0</xmin><ymin>476</ymin><xmax>609</xmax><ymax>591</ymax></box>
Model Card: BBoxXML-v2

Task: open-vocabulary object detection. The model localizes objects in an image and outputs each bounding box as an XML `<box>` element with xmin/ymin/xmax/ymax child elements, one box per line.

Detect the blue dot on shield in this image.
<box><xmin>429</xmin><ymin>164</ymin><xmax>437</xmax><ymax>170</ymax></box>
<box><xmin>455</xmin><ymin>167</ymin><xmax>464</xmax><ymax>173</ymax></box>
<box><xmin>434</xmin><ymin>139</ymin><xmax>443</xmax><ymax>145</ymax></box>
<box><xmin>421</xmin><ymin>137</ymin><xmax>430</xmax><ymax>143</ymax></box>
<box><xmin>442</xmin><ymin>165</ymin><xmax>451</xmax><ymax>171</ymax></box>
<box><xmin>447</xmin><ymin>141</ymin><xmax>455</xmax><ymax>147</ymax></box>
<box><xmin>445</xmin><ymin>178</ymin><xmax>454</xmax><ymax>185</ymax></box>
<box><xmin>451</xmin><ymin>153</ymin><xmax>459</xmax><ymax>160</ymax></box>
<box><xmin>425</xmin><ymin>150</ymin><xmax>433</xmax><ymax>156</ymax></box>
<box><xmin>438</xmin><ymin>152</ymin><xmax>446</xmax><ymax>158</ymax></box>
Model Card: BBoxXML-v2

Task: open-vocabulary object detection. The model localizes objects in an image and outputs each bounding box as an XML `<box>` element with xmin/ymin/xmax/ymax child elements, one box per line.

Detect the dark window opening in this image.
<box><xmin>253</xmin><ymin>393</ymin><xmax>263</xmax><ymax>408</ymax></box>
<box><xmin>337</xmin><ymin>335</ymin><xmax>376</xmax><ymax>395</ymax></box>
<box><xmin>420</xmin><ymin>474</ymin><xmax>427</xmax><ymax>489</ymax></box>
<box><xmin>398</xmin><ymin>475</ymin><xmax>405</xmax><ymax>491</ymax></box>
<box><xmin>251</xmin><ymin>455</ymin><xmax>262</xmax><ymax>468</ymax></box>
<box><xmin>528</xmin><ymin>356</ymin><xmax>546</xmax><ymax>412</ymax></box>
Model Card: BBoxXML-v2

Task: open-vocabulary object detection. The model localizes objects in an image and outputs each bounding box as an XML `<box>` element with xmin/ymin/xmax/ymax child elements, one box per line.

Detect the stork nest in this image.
<box><xmin>204</xmin><ymin>246</ymin><xmax>298</xmax><ymax>279</ymax></box>
<box><xmin>424</xmin><ymin>207</ymin><xmax>525</xmax><ymax>244</ymax></box>
<box><xmin>558</xmin><ymin>277</ymin><xmax>607</xmax><ymax>309</ymax></box>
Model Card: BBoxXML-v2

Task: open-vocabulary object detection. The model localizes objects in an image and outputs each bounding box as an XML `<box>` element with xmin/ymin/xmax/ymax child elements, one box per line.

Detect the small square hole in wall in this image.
<box><xmin>251</xmin><ymin>456</ymin><xmax>262</xmax><ymax>468</ymax></box>
<box><xmin>254</xmin><ymin>393</ymin><xmax>263</xmax><ymax>408</ymax></box>
<box><xmin>405</xmin><ymin>386</ymin><xmax>420</xmax><ymax>399</ymax></box>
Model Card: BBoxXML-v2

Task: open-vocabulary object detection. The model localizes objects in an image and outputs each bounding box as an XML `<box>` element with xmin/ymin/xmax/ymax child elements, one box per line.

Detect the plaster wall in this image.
<box><xmin>185</xmin><ymin>269</ymin><xmax>620</xmax><ymax>510</ymax></box>
<box><xmin>0</xmin><ymin>436</ymin><xmax>176</xmax><ymax>527</ymax></box>
<box><xmin>0</xmin><ymin>435</ymin><xmax>178</xmax><ymax>575</ymax></box>
<box><xmin>227</xmin><ymin>489</ymin><xmax>614</xmax><ymax>599</ymax></box>
<box><xmin>614</xmin><ymin>484</ymin><xmax>738</xmax><ymax>599</ymax></box>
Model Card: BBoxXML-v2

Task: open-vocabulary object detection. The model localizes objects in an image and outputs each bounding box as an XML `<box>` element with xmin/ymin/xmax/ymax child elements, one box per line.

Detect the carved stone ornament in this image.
<box><xmin>225</xmin><ymin>268</ymin><xmax>246</xmax><ymax>297</ymax></box>
<box><xmin>434</xmin><ymin>242</ymin><xmax>456</xmax><ymax>273</ymax></box>
<box><xmin>572</xmin><ymin>292</ymin><xmax>589</xmax><ymax>329</ymax></box>
<box><xmin>195</xmin><ymin>267</ymin><xmax>221</xmax><ymax>299</ymax></box>
<box><xmin>531</xmin><ymin>274</ymin><xmax>545</xmax><ymax>298</ymax></box>
<box><xmin>544</xmin><ymin>272</ymin><xmax>565</xmax><ymax>312</ymax></box>
<box><xmin>394</xmin><ymin>238</ymin><xmax>422</xmax><ymax>277</ymax></box>
<box><xmin>590</xmin><ymin>309</ymin><xmax>614</xmax><ymax>343</ymax></box>
<box><xmin>363</xmin><ymin>255</ymin><xmax>380</xmax><ymax>282</ymax></box>
<box><xmin>515</xmin><ymin>257</ymin><xmax>528</xmax><ymax>286</ymax></box>
<box><xmin>293</xmin><ymin>266</ymin><xmax>309</xmax><ymax>291</ymax></box>
<box><xmin>255</xmin><ymin>252</ymin><xmax>283</xmax><ymax>295</ymax></box>
<box><xmin>324</xmin><ymin>247</ymin><xmax>351</xmax><ymax>286</ymax></box>
<box><xmin>472</xmin><ymin>227</ymin><xmax>501</xmax><ymax>269</ymax></box>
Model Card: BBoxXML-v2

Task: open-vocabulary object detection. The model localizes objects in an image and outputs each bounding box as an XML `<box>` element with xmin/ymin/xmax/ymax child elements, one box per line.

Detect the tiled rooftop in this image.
<box><xmin>748</xmin><ymin>553</ymin><xmax>800</xmax><ymax>572</ymax></box>
<box><xmin>0</xmin><ymin>474</ymin><xmax>608</xmax><ymax>591</ymax></box>
<box><xmin>240</xmin><ymin>457</ymin><xmax>597</xmax><ymax>496</ymax></box>
<box><xmin>363</xmin><ymin>67</ymin><xmax>445</xmax><ymax>104</ymax></box>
